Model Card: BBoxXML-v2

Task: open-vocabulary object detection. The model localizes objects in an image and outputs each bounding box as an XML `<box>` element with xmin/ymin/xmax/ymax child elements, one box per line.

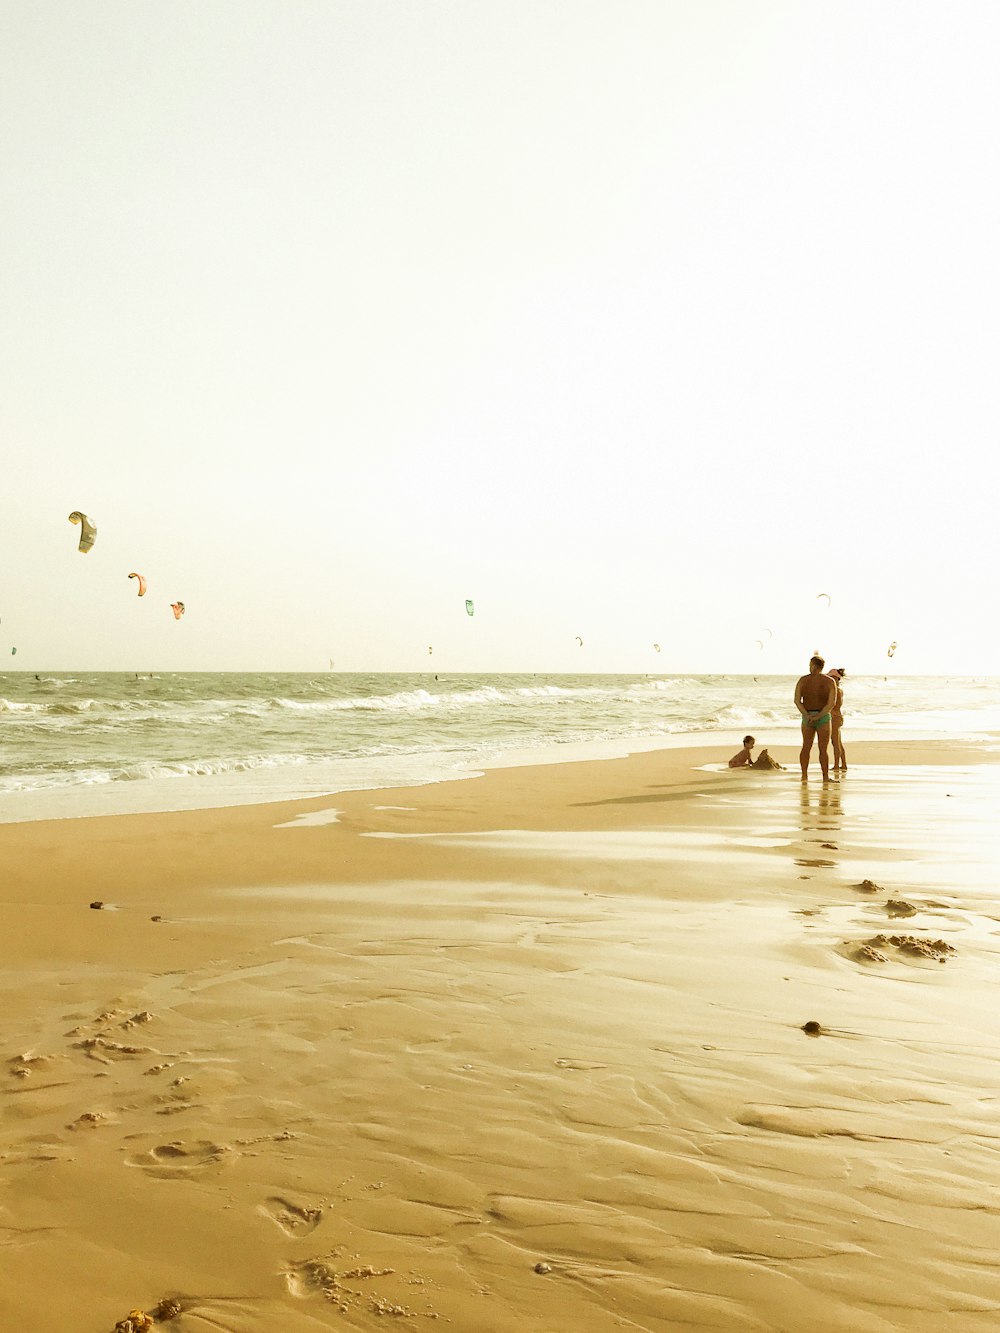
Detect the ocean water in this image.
<box><xmin>0</xmin><ymin>672</ymin><xmax>996</xmax><ymax>822</ymax></box>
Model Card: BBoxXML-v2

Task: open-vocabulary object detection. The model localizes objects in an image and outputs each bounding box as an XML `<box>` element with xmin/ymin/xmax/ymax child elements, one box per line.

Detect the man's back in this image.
<box><xmin>796</xmin><ymin>673</ymin><xmax>835</xmax><ymax>711</ymax></box>
<box><xmin>796</xmin><ymin>657</ymin><xmax>837</xmax><ymax>781</ymax></box>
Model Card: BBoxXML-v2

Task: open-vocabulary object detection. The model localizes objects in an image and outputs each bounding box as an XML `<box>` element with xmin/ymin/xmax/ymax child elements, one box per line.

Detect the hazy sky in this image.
<box><xmin>2</xmin><ymin>1</ymin><xmax>997</xmax><ymax>674</ymax></box>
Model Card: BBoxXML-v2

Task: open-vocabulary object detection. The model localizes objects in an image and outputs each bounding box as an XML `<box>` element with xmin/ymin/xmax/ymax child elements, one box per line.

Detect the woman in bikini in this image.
<box><xmin>829</xmin><ymin>668</ymin><xmax>847</xmax><ymax>771</ymax></box>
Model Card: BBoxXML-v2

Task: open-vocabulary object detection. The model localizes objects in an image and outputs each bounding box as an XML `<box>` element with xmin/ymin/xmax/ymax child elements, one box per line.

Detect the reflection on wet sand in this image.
<box><xmin>3</xmin><ymin>743</ymin><xmax>1000</xmax><ymax>1330</ymax></box>
<box><xmin>793</xmin><ymin>781</ymin><xmax>842</xmax><ymax>872</ymax></box>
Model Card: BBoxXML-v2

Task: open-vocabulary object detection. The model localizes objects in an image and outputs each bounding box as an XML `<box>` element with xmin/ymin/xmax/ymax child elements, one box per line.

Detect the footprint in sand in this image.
<box><xmin>260</xmin><ymin>1196</ymin><xmax>323</xmax><ymax>1237</ymax></box>
<box><xmin>284</xmin><ymin>1257</ymin><xmax>342</xmax><ymax>1301</ymax></box>
<box><xmin>284</xmin><ymin>1256</ymin><xmax>401</xmax><ymax>1313</ymax></box>
<box><xmin>127</xmin><ymin>1140</ymin><xmax>233</xmax><ymax>1174</ymax></box>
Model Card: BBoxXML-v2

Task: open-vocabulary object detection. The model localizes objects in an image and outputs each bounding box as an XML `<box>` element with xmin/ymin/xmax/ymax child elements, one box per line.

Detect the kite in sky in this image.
<box><xmin>129</xmin><ymin>573</ymin><xmax>147</xmax><ymax>597</ymax></box>
<box><xmin>887</xmin><ymin>640</ymin><xmax>898</xmax><ymax>658</ymax></box>
<box><xmin>170</xmin><ymin>602</ymin><xmax>185</xmax><ymax>620</ymax></box>
<box><xmin>816</xmin><ymin>593</ymin><xmax>831</xmax><ymax>606</ymax></box>
<box><xmin>465</xmin><ymin>600</ymin><xmax>474</xmax><ymax>616</ymax></box>
<box><xmin>68</xmin><ymin>511</ymin><xmax>97</xmax><ymax>553</ymax></box>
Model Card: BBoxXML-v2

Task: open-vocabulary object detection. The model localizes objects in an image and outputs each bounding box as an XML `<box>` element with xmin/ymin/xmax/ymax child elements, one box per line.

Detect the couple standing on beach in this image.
<box><xmin>795</xmin><ymin>655</ymin><xmax>846</xmax><ymax>781</ymax></box>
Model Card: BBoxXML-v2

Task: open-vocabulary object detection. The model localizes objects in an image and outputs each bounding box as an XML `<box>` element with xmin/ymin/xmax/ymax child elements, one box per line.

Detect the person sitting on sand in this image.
<box><xmin>795</xmin><ymin>654</ymin><xmax>838</xmax><ymax>781</ymax></box>
<box><xmin>729</xmin><ymin>736</ymin><xmax>784</xmax><ymax>771</ymax></box>
<box><xmin>828</xmin><ymin>668</ymin><xmax>847</xmax><ymax>771</ymax></box>
<box><xmin>728</xmin><ymin>735</ymin><xmax>756</xmax><ymax>767</ymax></box>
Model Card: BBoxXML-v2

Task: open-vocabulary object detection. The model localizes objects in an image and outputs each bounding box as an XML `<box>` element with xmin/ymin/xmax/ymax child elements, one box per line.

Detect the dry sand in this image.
<box><xmin>3</xmin><ymin>738</ymin><xmax>1000</xmax><ymax>1331</ymax></box>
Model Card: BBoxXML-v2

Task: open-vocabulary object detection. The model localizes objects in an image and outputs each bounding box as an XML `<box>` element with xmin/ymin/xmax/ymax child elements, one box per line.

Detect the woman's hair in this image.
<box><xmin>743</xmin><ymin>735</ymin><xmax>755</xmax><ymax>746</ymax></box>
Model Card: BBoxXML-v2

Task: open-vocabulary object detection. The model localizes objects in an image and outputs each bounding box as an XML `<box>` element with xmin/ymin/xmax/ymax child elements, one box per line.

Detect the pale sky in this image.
<box><xmin>2</xmin><ymin>1</ymin><xmax>997</xmax><ymax>675</ymax></box>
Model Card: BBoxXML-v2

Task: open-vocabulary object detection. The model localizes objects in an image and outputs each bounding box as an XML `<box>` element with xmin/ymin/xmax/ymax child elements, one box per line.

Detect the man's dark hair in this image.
<box><xmin>810</xmin><ymin>654</ymin><xmax>825</xmax><ymax>670</ymax></box>
<box><xmin>744</xmin><ymin>735</ymin><xmax>755</xmax><ymax>746</ymax></box>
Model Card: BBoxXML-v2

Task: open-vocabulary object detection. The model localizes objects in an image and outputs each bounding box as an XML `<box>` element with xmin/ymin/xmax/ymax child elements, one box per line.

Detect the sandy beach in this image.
<box><xmin>3</xmin><ymin>737</ymin><xmax>1000</xmax><ymax>1331</ymax></box>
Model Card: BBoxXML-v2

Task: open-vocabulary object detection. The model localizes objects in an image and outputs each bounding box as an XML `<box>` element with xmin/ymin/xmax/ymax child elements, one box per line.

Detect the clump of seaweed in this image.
<box><xmin>885</xmin><ymin>899</ymin><xmax>918</xmax><ymax>917</ymax></box>
<box><xmin>113</xmin><ymin>1312</ymin><xmax>153</xmax><ymax>1333</ymax></box>
<box><xmin>111</xmin><ymin>1295</ymin><xmax>184</xmax><ymax>1330</ymax></box>
<box><xmin>855</xmin><ymin>943</ymin><xmax>888</xmax><ymax>963</ymax></box>
<box><xmin>868</xmin><ymin>933</ymin><xmax>956</xmax><ymax>962</ymax></box>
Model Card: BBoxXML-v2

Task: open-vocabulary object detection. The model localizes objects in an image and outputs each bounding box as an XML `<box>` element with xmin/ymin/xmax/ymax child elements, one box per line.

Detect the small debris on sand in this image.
<box><xmin>150</xmin><ymin>915</ymin><xmax>162</xmax><ymax>922</ymax></box>
<box><xmin>67</xmin><ymin>1110</ymin><xmax>108</xmax><ymax>1130</ymax></box>
<box><xmin>801</xmin><ymin>1021</ymin><xmax>823</xmax><ymax>1036</ymax></box>
<box><xmin>370</xmin><ymin>1296</ymin><xmax>411</xmax><ymax>1316</ymax></box>
<box><xmin>534</xmin><ymin>1261</ymin><xmax>552</xmax><ymax>1274</ymax></box>
<box><xmin>90</xmin><ymin>901</ymin><xmax>104</xmax><ymax>910</ymax></box>
<box><xmin>154</xmin><ymin>1298</ymin><xmax>182</xmax><ymax>1321</ymax></box>
<box><xmin>112</xmin><ymin>1312</ymin><xmax>153</xmax><ymax>1333</ymax></box>
<box><xmin>885</xmin><ymin>899</ymin><xmax>918</xmax><ymax>917</ymax></box>
<box><xmin>855</xmin><ymin>880</ymin><xmax>881</xmax><ymax>893</ymax></box>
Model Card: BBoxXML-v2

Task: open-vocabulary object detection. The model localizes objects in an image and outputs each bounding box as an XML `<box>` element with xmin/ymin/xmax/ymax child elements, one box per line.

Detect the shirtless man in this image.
<box><xmin>794</xmin><ymin>655</ymin><xmax>838</xmax><ymax>781</ymax></box>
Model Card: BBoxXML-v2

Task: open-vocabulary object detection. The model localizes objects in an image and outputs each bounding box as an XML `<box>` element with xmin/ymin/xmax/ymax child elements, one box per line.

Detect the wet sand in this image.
<box><xmin>3</xmin><ymin>739</ymin><xmax>1000</xmax><ymax>1331</ymax></box>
